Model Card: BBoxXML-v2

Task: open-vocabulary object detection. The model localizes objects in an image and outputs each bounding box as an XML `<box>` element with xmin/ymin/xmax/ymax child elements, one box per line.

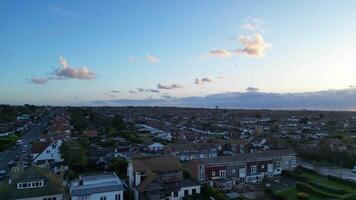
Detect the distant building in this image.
<box><xmin>0</xmin><ymin>166</ymin><xmax>65</xmax><ymax>200</ymax></box>
<box><xmin>166</xmin><ymin>143</ymin><xmax>218</xmax><ymax>161</ymax></box>
<box><xmin>70</xmin><ymin>172</ymin><xmax>125</xmax><ymax>200</ymax></box>
<box><xmin>82</xmin><ymin>130</ymin><xmax>98</xmax><ymax>138</ymax></box>
<box><xmin>127</xmin><ymin>155</ymin><xmax>200</xmax><ymax>200</ymax></box>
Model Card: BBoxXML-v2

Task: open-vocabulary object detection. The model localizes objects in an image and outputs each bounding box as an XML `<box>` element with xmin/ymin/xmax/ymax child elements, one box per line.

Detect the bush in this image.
<box><xmin>283</xmin><ymin>171</ymin><xmax>311</xmax><ymax>183</ymax></box>
<box><xmin>296</xmin><ymin>182</ymin><xmax>339</xmax><ymax>199</ymax></box>
<box><xmin>271</xmin><ymin>193</ymin><xmax>288</xmax><ymax>200</ymax></box>
<box><xmin>201</xmin><ymin>186</ymin><xmax>229</xmax><ymax>200</ymax></box>
<box><xmin>297</xmin><ymin>192</ymin><xmax>309</xmax><ymax>200</ymax></box>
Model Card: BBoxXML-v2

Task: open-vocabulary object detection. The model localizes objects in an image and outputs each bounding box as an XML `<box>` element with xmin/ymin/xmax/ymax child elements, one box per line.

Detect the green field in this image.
<box><xmin>275</xmin><ymin>168</ymin><xmax>356</xmax><ymax>200</ymax></box>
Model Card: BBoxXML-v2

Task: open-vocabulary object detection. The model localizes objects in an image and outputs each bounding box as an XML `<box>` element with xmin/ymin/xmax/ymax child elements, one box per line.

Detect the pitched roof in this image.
<box><xmin>31</xmin><ymin>141</ymin><xmax>50</xmax><ymax>154</ymax></box>
<box><xmin>0</xmin><ymin>166</ymin><xmax>64</xmax><ymax>200</ymax></box>
<box><xmin>131</xmin><ymin>155</ymin><xmax>181</xmax><ymax>172</ymax></box>
<box><xmin>189</xmin><ymin>149</ymin><xmax>296</xmax><ymax>165</ymax></box>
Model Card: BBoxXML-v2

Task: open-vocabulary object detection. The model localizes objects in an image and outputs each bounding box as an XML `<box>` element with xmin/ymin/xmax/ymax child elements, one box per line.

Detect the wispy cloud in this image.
<box><xmin>195</xmin><ymin>77</ymin><xmax>214</xmax><ymax>84</ymax></box>
<box><xmin>208</xmin><ymin>49</ymin><xmax>232</xmax><ymax>58</ymax></box>
<box><xmin>29</xmin><ymin>77</ymin><xmax>48</xmax><ymax>85</ymax></box>
<box><xmin>128</xmin><ymin>56</ymin><xmax>139</xmax><ymax>62</ymax></box>
<box><xmin>242</xmin><ymin>17</ymin><xmax>263</xmax><ymax>31</ymax></box>
<box><xmin>129</xmin><ymin>90</ymin><xmax>138</xmax><ymax>94</ymax></box>
<box><xmin>137</xmin><ymin>88</ymin><xmax>160</xmax><ymax>93</ymax></box>
<box><xmin>157</xmin><ymin>83</ymin><xmax>183</xmax><ymax>90</ymax></box>
<box><xmin>90</xmin><ymin>88</ymin><xmax>356</xmax><ymax>111</ymax></box>
<box><xmin>246</xmin><ymin>87</ymin><xmax>259</xmax><ymax>92</ymax></box>
<box><xmin>145</xmin><ymin>54</ymin><xmax>159</xmax><ymax>63</ymax></box>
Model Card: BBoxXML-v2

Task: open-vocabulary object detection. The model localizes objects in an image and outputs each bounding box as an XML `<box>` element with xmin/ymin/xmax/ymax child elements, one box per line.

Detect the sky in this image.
<box><xmin>1</xmin><ymin>1</ymin><xmax>356</xmax><ymax>107</ymax></box>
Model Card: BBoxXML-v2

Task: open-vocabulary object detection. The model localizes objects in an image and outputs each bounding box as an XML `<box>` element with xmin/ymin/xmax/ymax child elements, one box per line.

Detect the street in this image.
<box><xmin>298</xmin><ymin>159</ymin><xmax>356</xmax><ymax>182</ymax></box>
<box><xmin>0</xmin><ymin>113</ymin><xmax>51</xmax><ymax>172</ymax></box>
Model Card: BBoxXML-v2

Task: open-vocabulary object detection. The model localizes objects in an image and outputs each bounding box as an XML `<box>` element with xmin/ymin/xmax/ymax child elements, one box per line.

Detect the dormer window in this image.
<box><xmin>17</xmin><ymin>180</ymin><xmax>44</xmax><ymax>189</ymax></box>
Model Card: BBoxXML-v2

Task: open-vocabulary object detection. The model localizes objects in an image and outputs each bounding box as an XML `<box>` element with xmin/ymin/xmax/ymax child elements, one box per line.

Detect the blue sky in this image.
<box><xmin>1</xmin><ymin>1</ymin><xmax>356</xmax><ymax>106</ymax></box>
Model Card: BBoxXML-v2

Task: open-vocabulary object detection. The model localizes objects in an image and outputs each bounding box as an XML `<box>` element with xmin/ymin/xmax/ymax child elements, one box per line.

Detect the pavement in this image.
<box><xmin>0</xmin><ymin>112</ymin><xmax>52</xmax><ymax>173</ymax></box>
<box><xmin>298</xmin><ymin>159</ymin><xmax>356</xmax><ymax>182</ymax></box>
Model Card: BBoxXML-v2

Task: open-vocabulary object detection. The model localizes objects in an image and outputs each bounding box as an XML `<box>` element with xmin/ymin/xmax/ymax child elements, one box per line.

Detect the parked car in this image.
<box><xmin>16</xmin><ymin>140</ymin><xmax>23</xmax><ymax>146</ymax></box>
<box><xmin>352</xmin><ymin>166</ymin><xmax>356</xmax><ymax>173</ymax></box>
<box><xmin>0</xmin><ymin>170</ymin><xmax>7</xmax><ymax>180</ymax></box>
<box><xmin>7</xmin><ymin>160</ymin><xmax>15</xmax><ymax>167</ymax></box>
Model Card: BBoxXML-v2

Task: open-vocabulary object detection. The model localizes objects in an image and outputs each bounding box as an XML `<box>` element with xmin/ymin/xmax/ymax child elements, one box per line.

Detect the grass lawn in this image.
<box><xmin>275</xmin><ymin>169</ymin><xmax>356</xmax><ymax>200</ymax></box>
<box><xmin>0</xmin><ymin>135</ymin><xmax>19</xmax><ymax>151</ymax></box>
<box><xmin>276</xmin><ymin>187</ymin><xmax>324</xmax><ymax>200</ymax></box>
<box><xmin>301</xmin><ymin>170</ymin><xmax>356</xmax><ymax>192</ymax></box>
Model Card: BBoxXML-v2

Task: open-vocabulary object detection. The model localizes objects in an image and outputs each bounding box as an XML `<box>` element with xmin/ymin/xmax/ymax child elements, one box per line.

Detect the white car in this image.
<box><xmin>352</xmin><ymin>166</ymin><xmax>356</xmax><ymax>173</ymax></box>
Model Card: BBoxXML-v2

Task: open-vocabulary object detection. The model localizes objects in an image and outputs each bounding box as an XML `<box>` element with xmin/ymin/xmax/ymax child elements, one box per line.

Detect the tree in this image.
<box><xmin>108</xmin><ymin>158</ymin><xmax>128</xmax><ymax>178</ymax></box>
<box><xmin>60</xmin><ymin>141</ymin><xmax>88</xmax><ymax>169</ymax></box>
<box><xmin>112</xmin><ymin>115</ymin><xmax>126</xmax><ymax>130</ymax></box>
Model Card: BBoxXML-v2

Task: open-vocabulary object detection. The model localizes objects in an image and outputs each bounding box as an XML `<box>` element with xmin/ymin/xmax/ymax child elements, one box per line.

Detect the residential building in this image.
<box><xmin>166</xmin><ymin>143</ymin><xmax>218</xmax><ymax>161</ymax></box>
<box><xmin>70</xmin><ymin>172</ymin><xmax>125</xmax><ymax>200</ymax></box>
<box><xmin>127</xmin><ymin>155</ymin><xmax>200</xmax><ymax>200</ymax></box>
<box><xmin>186</xmin><ymin>149</ymin><xmax>296</xmax><ymax>190</ymax></box>
<box><xmin>0</xmin><ymin>166</ymin><xmax>64</xmax><ymax>200</ymax></box>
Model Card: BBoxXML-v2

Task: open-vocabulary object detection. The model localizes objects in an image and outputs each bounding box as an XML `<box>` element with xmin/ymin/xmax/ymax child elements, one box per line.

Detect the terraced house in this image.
<box><xmin>186</xmin><ymin>149</ymin><xmax>297</xmax><ymax>190</ymax></box>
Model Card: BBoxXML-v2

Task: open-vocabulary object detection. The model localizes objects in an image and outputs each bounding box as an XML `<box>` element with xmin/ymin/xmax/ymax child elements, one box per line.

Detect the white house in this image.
<box><xmin>31</xmin><ymin>139</ymin><xmax>64</xmax><ymax>164</ymax></box>
<box><xmin>148</xmin><ymin>142</ymin><xmax>164</xmax><ymax>151</ymax></box>
<box><xmin>70</xmin><ymin>172</ymin><xmax>125</xmax><ymax>200</ymax></box>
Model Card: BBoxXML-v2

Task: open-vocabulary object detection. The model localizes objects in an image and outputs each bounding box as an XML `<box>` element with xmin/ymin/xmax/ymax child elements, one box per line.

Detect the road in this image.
<box><xmin>298</xmin><ymin>159</ymin><xmax>356</xmax><ymax>182</ymax></box>
<box><xmin>0</xmin><ymin>112</ymin><xmax>52</xmax><ymax>172</ymax></box>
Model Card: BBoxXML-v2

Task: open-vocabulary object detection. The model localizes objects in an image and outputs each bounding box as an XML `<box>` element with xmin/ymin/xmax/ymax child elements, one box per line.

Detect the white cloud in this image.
<box><xmin>236</xmin><ymin>33</ymin><xmax>271</xmax><ymax>57</ymax></box>
<box><xmin>52</xmin><ymin>56</ymin><xmax>96</xmax><ymax>80</ymax></box>
<box><xmin>145</xmin><ymin>54</ymin><xmax>159</xmax><ymax>63</ymax></box>
<box><xmin>157</xmin><ymin>83</ymin><xmax>183</xmax><ymax>90</ymax></box>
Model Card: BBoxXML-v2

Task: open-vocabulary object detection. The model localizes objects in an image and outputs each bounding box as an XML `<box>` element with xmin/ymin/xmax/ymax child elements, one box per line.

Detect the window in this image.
<box><xmin>199</xmin><ymin>165</ymin><xmax>204</xmax><ymax>172</ymax></box>
<box><xmin>232</xmin><ymin>169</ymin><xmax>236</xmax><ymax>174</ymax></box>
<box><xmin>211</xmin><ymin>171</ymin><xmax>215</xmax><ymax>176</ymax></box>
<box><xmin>261</xmin><ymin>165</ymin><xmax>264</xmax><ymax>169</ymax></box>
<box><xmin>184</xmin><ymin>190</ymin><xmax>189</xmax><ymax>196</ymax></box>
<box><xmin>219</xmin><ymin>170</ymin><xmax>226</xmax><ymax>178</ymax></box>
<box><xmin>192</xmin><ymin>189</ymin><xmax>196</xmax><ymax>194</ymax></box>
<box><xmin>199</xmin><ymin>173</ymin><xmax>205</xmax><ymax>180</ymax></box>
<box><xmin>174</xmin><ymin>191</ymin><xmax>178</xmax><ymax>197</ymax></box>
<box><xmin>115</xmin><ymin>194</ymin><xmax>121</xmax><ymax>200</ymax></box>
<box><xmin>251</xmin><ymin>165</ymin><xmax>257</xmax><ymax>174</ymax></box>
<box><xmin>100</xmin><ymin>196</ymin><xmax>107</xmax><ymax>200</ymax></box>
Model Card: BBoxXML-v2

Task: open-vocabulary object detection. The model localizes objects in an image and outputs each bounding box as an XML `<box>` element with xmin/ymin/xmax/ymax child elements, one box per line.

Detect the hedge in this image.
<box><xmin>296</xmin><ymin>182</ymin><xmax>339</xmax><ymax>199</ymax></box>
<box><xmin>283</xmin><ymin>171</ymin><xmax>311</xmax><ymax>183</ymax></box>
<box><xmin>327</xmin><ymin>175</ymin><xmax>356</xmax><ymax>187</ymax></box>
<box><xmin>310</xmin><ymin>182</ymin><xmax>348</xmax><ymax>195</ymax></box>
<box><xmin>271</xmin><ymin>193</ymin><xmax>288</xmax><ymax>200</ymax></box>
